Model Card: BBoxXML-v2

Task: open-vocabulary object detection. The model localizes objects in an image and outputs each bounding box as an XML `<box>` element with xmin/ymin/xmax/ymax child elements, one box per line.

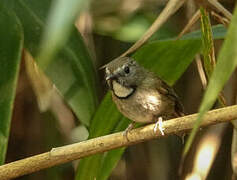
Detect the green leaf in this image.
<box><xmin>183</xmin><ymin>5</ymin><xmax>237</xmax><ymax>158</ymax></box>
<box><xmin>37</xmin><ymin>0</ymin><xmax>89</xmax><ymax>69</ymax></box>
<box><xmin>0</xmin><ymin>6</ymin><xmax>23</xmax><ymax>164</ymax></box>
<box><xmin>12</xmin><ymin>0</ymin><xmax>99</xmax><ymax>126</ymax></box>
<box><xmin>180</xmin><ymin>24</ymin><xmax>226</xmax><ymax>40</ymax></box>
<box><xmin>76</xmin><ymin>38</ymin><xmax>202</xmax><ymax>179</ymax></box>
<box><xmin>199</xmin><ymin>8</ymin><xmax>226</xmax><ymax>108</ymax></box>
<box><xmin>97</xmin><ymin>118</ymin><xmax>129</xmax><ymax>180</ymax></box>
<box><xmin>76</xmin><ymin>93</ymin><xmax>128</xmax><ymax>180</ymax></box>
<box><xmin>133</xmin><ymin>39</ymin><xmax>202</xmax><ymax>85</ymax></box>
<box><xmin>200</xmin><ymin>8</ymin><xmax>215</xmax><ymax>77</ymax></box>
<box><xmin>88</xmin><ymin>93</ymin><xmax>124</xmax><ymax>138</ymax></box>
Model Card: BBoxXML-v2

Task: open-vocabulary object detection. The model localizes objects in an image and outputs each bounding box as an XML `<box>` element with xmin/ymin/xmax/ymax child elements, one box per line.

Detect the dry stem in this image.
<box><xmin>207</xmin><ymin>0</ymin><xmax>232</xmax><ymax>20</ymax></box>
<box><xmin>177</xmin><ymin>10</ymin><xmax>201</xmax><ymax>39</ymax></box>
<box><xmin>120</xmin><ymin>0</ymin><xmax>186</xmax><ymax>57</ymax></box>
<box><xmin>195</xmin><ymin>54</ymin><xmax>207</xmax><ymax>88</ymax></box>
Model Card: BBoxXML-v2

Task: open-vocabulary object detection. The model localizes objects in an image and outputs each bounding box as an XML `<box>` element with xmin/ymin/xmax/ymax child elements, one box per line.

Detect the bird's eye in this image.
<box><xmin>124</xmin><ymin>66</ymin><xmax>130</xmax><ymax>74</ymax></box>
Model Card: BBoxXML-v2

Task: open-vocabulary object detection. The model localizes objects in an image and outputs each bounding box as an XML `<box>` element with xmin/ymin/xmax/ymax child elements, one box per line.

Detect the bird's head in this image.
<box><xmin>103</xmin><ymin>57</ymin><xmax>146</xmax><ymax>98</ymax></box>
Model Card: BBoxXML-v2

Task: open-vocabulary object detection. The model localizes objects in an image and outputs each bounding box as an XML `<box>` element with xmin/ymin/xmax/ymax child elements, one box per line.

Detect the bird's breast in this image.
<box><xmin>112</xmin><ymin>87</ymin><xmax>165</xmax><ymax>123</ymax></box>
<box><xmin>139</xmin><ymin>93</ymin><xmax>162</xmax><ymax>111</ymax></box>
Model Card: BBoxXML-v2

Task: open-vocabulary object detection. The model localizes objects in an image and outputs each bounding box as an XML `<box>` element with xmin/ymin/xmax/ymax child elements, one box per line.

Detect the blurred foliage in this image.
<box><xmin>37</xmin><ymin>0</ymin><xmax>89</xmax><ymax>69</ymax></box>
<box><xmin>0</xmin><ymin>0</ymin><xmax>237</xmax><ymax>180</ymax></box>
<box><xmin>11</xmin><ymin>0</ymin><xmax>99</xmax><ymax>126</ymax></box>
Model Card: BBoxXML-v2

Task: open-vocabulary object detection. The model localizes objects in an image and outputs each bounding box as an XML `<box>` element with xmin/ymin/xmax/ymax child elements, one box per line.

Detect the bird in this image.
<box><xmin>104</xmin><ymin>56</ymin><xmax>184</xmax><ymax>138</ymax></box>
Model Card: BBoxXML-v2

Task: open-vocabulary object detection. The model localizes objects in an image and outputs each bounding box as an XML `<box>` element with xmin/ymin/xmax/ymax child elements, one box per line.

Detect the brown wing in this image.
<box><xmin>157</xmin><ymin>81</ymin><xmax>185</xmax><ymax>117</ymax></box>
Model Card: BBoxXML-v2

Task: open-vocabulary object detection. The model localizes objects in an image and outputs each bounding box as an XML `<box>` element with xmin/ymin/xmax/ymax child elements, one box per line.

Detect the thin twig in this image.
<box><xmin>177</xmin><ymin>10</ymin><xmax>201</xmax><ymax>39</ymax></box>
<box><xmin>195</xmin><ymin>54</ymin><xmax>207</xmax><ymax>88</ymax></box>
<box><xmin>207</xmin><ymin>0</ymin><xmax>232</xmax><ymax>20</ymax></box>
<box><xmin>120</xmin><ymin>0</ymin><xmax>186</xmax><ymax>57</ymax></box>
<box><xmin>211</xmin><ymin>11</ymin><xmax>230</xmax><ymax>27</ymax></box>
<box><xmin>1</xmin><ymin>105</ymin><xmax>237</xmax><ymax>179</ymax></box>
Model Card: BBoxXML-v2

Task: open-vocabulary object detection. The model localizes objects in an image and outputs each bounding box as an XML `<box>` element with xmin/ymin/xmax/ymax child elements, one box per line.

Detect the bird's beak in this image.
<box><xmin>105</xmin><ymin>74</ymin><xmax>117</xmax><ymax>81</ymax></box>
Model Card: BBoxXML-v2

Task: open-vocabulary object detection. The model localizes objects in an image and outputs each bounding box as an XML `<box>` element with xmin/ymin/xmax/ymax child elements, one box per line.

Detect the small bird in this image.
<box><xmin>104</xmin><ymin>56</ymin><xmax>184</xmax><ymax>138</ymax></box>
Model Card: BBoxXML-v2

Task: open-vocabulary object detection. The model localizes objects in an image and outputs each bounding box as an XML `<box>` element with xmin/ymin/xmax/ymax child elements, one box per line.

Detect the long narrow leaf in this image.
<box><xmin>181</xmin><ymin>24</ymin><xmax>226</xmax><ymax>40</ymax></box>
<box><xmin>199</xmin><ymin>8</ymin><xmax>226</xmax><ymax>106</ymax></box>
<box><xmin>97</xmin><ymin>118</ymin><xmax>129</xmax><ymax>180</ymax></box>
<box><xmin>200</xmin><ymin>8</ymin><xmax>216</xmax><ymax>77</ymax></box>
<box><xmin>76</xmin><ymin>93</ymin><xmax>127</xmax><ymax>180</ymax></box>
<box><xmin>133</xmin><ymin>39</ymin><xmax>202</xmax><ymax>85</ymax></box>
<box><xmin>0</xmin><ymin>5</ymin><xmax>23</xmax><ymax>164</ymax></box>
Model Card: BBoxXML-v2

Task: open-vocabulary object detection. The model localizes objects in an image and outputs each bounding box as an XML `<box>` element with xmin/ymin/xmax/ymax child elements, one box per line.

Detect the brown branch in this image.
<box><xmin>1</xmin><ymin>105</ymin><xmax>237</xmax><ymax>180</ymax></box>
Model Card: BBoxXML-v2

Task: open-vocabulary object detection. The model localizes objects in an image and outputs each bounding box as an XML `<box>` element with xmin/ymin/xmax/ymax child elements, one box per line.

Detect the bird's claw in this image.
<box><xmin>154</xmin><ymin>117</ymin><xmax>165</xmax><ymax>135</ymax></box>
<box><xmin>123</xmin><ymin>130</ymin><xmax>129</xmax><ymax>141</ymax></box>
<box><xmin>123</xmin><ymin>122</ymin><xmax>135</xmax><ymax>141</ymax></box>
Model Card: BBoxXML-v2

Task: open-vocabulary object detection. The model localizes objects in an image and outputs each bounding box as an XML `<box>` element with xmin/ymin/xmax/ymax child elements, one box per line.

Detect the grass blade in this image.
<box><xmin>0</xmin><ymin>5</ymin><xmax>23</xmax><ymax>164</ymax></box>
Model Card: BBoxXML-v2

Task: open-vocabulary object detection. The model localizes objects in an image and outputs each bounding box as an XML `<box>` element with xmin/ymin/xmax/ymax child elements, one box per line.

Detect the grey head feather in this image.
<box><xmin>104</xmin><ymin>57</ymin><xmax>147</xmax><ymax>88</ymax></box>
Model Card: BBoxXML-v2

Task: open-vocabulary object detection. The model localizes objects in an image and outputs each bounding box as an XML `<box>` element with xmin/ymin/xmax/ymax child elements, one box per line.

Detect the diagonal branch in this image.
<box><xmin>120</xmin><ymin>0</ymin><xmax>186</xmax><ymax>57</ymax></box>
<box><xmin>1</xmin><ymin>105</ymin><xmax>237</xmax><ymax>180</ymax></box>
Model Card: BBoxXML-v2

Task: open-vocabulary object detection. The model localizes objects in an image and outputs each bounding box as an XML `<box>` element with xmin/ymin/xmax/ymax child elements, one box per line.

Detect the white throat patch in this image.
<box><xmin>112</xmin><ymin>81</ymin><xmax>134</xmax><ymax>98</ymax></box>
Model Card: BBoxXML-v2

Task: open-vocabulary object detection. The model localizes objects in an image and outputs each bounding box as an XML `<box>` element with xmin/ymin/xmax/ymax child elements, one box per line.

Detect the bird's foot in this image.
<box><xmin>123</xmin><ymin>122</ymin><xmax>135</xmax><ymax>141</ymax></box>
<box><xmin>154</xmin><ymin>117</ymin><xmax>165</xmax><ymax>135</ymax></box>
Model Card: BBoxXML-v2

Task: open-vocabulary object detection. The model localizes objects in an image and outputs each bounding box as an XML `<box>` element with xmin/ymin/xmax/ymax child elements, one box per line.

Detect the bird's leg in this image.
<box><xmin>154</xmin><ymin>117</ymin><xmax>165</xmax><ymax>135</ymax></box>
<box><xmin>123</xmin><ymin>122</ymin><xmax>135</xmax><ymax>141</ymax></box>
